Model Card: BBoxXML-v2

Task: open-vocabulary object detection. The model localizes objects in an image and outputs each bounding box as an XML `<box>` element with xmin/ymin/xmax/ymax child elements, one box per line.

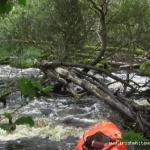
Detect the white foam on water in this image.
<box><xmin>0</xmin><ymin>65</ymin><xmax>41</xmax><ymax>79</ymax></box>
<box><xmin>0</xmin><ymin>124</ymin><xmax>82</xmax><ymax>141</ymax></box>
<box><xmin>108</xmin><ymin>71</ymin><xmax>149</xmax><ymax>91</ymax></box>
<box><xmin>134</xmin><ymin>99</ymin><xmax>150</xmax><ymax>106</ymax></box>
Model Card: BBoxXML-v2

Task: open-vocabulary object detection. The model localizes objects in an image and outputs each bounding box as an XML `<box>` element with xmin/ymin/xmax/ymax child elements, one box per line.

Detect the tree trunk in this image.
<box><xmin>55</xmin><ymin>67</ymin><xmax>135</xmax><ymax>120</ymax></box>
<box><xmin>91</xmin><ymin>11</ymin><xmax>107</xmax><ymax>66</ymax></box>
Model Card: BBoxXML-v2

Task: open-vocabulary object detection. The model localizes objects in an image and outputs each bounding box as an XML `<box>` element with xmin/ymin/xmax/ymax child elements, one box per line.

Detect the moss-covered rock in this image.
<box><xmin>96</xmin><ymin>61</ymin><xmax>112</xmax><ymax>72</ymax></box>
<box><xmin>140</xmin><ymin>60</ymin><xmax>150</xmax><ymax>76</ymax></box>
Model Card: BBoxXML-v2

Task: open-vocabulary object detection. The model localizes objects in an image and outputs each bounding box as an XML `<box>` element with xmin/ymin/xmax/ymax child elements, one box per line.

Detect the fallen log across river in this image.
<box><xmin>36</xmin><ymin>60</ymin><xmax>150</xmax><ymax>138</ymax></box>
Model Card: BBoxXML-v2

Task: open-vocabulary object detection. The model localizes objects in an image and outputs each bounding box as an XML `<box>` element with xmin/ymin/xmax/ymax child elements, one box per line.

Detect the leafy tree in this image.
<box><xmin>0</xmin><ymin>0</ymin><xmax>150</xmax><ymax>65</ymax></box>
<box><xmin>107</xmin><ymin>0</ymin><xmax>150</xmax><ymax>50</ymax></box>
<box><xmin>0</xmin><ymin>0</ymin><xmax>26</xmax><ymax>14</ymax></box>
<box><xmin>54</xmin><ymin>0</ymin><xmax>86</xmax><ymax>61</ymax></box>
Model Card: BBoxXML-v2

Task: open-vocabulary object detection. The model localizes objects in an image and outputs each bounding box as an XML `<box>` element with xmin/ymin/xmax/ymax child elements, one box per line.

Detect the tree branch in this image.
<box><xmin>37</xmin><ymin>61</ymin><xmax>136</xmax><ymax>90</ymax></box>
<box><xmin>87</xmin><ymin>0</ymin><xmax>102</xmax><ymax>14</ymax></box>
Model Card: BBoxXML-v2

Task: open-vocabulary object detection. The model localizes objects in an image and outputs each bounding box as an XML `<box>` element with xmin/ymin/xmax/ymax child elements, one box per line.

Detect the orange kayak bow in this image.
<box><xmin>74</xmin><ymin>121</ymin><xmax>127</xmax><ymax>150</ymax></box>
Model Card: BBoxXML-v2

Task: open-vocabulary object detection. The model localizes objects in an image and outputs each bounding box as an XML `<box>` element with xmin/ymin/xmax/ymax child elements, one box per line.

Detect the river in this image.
<box><xmin>0</xmin><ymin>65</ymin><xmax>149</xmax><ymax>150</ymax></box>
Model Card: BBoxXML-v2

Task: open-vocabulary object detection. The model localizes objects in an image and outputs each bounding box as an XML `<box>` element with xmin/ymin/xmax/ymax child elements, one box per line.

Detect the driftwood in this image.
<box><xmin>120</xmin><ymin>64</ymin><xmax>139</xmax><ymax>69</ymax></box>
<box><xmin>108</xmin><ymin>61</ymin><xmax>139</xmax><ymax>70</ymax></box>
<box><xmin>55</xmin><ymin>67</ymin><xmax>135</xmax><ymax>120</ymax></box>
<box><xmin>37</xmin><ymin>60</ymin><xmax>150</xmax><ymax>138</ymax></box>
<box><xmin>38</xmin><ymin>61</ymin><xmax>136</xmax><ymax>90</ymax></box>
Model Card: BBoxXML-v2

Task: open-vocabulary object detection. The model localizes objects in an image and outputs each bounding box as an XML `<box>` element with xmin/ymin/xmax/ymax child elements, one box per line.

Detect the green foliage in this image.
<box><xmin>96</xmin><ymin>61</ymin><xmax>112</xmax><ymax>72</ymax></box>
<box><xmin>11</xmin><ymin>47</ymin><xmax>42</xmax><ymax>68</ymax></box>
<box><xmin>53</xmin><ymin>0</ymin><xmax>86</xmax><ymax>61</ymax></box>
<box><xmin>18</xmin><ymin>0</ymin><xmax>26</xmax><ymax>6</ymax></box>
<box><xmin>0</xmin><ymin>123</ymin><xmax>16</xmax><ymax>132</ymax></box>
<box><xmin>15</xmin><ymin>116</ymin><xmax>34</xmax><ymax>127</ymax></box>
<box><xmin>140</xmin><ymin>60</ymin><xmax>150</xmax><ymax>76</ymax></box>
<box><xmin>0</xmin><ymin>0</ymin><xmax>26</xmax><ymax>14</ymax></box>
<box><xmin>0</xmin><ymin>1</ymin><xmax>12</xmax><ymax>14</ymax></box>
<box><xmin>42</xmin><ymin>86</ymin><xmax>54</xmax><ymax>93</ymax></box>
<box><xmin>0</xmin><ymin>45</ymin><xmax>15</xmax><ymax>58</ymax></box>
<box><xmin>0</xmin><ymin>0</ymin><xmax>149</xmax><ymax>64</ymax></box>
<box><xmin>122</xmin><ymin>130</ymin><xmax>145</xmax><ymax>142</ymax></box>
<box><xmin>96</xmin><ymin>63</ymin><xmax>104</xmax><ymax>68</ymax></box>
<box><xmin>0</xmin><ymin>113</ymin><xmax>34</xmax><ymax>132</ymax></box>
<box><xmin>134</xmin><ymin>48</ymin><xmax>144</xmax><ymax>55</ymax></box>
<box><xmin>17</xmin><ymin>78</ymin><xmax>37</xmax><ymax>98</ymax></box>
<box><xmin>17</xmin><ymin>78</ymin><xmax>53</xmax><ymax>98</ymax></box>
<box><xmin>23</xmin><ymin>47</ymin><xmax>42</xmax><ymax>59</ymax></box>
<box><xmin>10</xmin><ymin>59</ymin><xmax>33</xmax><ymax>68</ymax></box>
<box><xmin>108</xmin><ymin>0</ymin><xmax>150</xmax><ymax>50</ymax></box>
<box><xmin>0</xmin><ymin>45</ymin><xmax>42</xmax><ymax>68</ymax></box>
<box><xmin>83</xmin><ymin>58</ymin><xmax>92</xmax><ymax>64</ymax></box>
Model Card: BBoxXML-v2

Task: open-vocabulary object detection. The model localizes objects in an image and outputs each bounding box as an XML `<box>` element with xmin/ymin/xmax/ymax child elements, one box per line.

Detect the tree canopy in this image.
<box><xmin>0</xmin><ymin>0</ymin><xmax>149</xmax><ymax>64</ymax></box>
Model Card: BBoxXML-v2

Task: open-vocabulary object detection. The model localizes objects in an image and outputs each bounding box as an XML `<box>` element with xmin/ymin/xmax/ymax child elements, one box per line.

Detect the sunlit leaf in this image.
<box><xmin>17</xmin><ymin>78</ymin><xmax>36</xmax><ymax>98</ymax></box>
<box><xmin>42</xmin><ymin>85</ymin><xmax>54</xmax><ymax>93</ymax></box>
<box><xmin>15</xmin><ymin>116</ymin><xmax>34</xmax><ymax>127</ymax></box>
<box><xmin>31</xmin><ymin>80</ymin><xmax>43</xmax><ymax>91</ymax></box>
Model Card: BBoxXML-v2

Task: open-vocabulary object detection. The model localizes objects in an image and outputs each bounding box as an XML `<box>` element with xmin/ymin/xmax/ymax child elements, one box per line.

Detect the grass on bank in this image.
<box><xmin>122</xmin><ymin>130</ymin><xmax>146</xmax><ymax>142</ymax></box>
<box><xmin>140</xmin><ymin>60</ymin><xmax>150</xmax><ymax>76</ymax></box>
<box><xmin>0</xmin><ymin>46</ymin><xmax>42</xmax><ymax>68</ymax></box>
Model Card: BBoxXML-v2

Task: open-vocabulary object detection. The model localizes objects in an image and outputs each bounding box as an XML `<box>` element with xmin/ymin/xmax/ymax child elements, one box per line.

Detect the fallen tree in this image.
<box><xmin>36</xmin><ymin>60</ymin><xmax>150</xmax><ymax>138</ymax></box>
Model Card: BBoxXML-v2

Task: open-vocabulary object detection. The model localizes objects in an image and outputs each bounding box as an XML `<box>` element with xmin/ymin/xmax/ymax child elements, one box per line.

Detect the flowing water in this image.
<box><xmin>0</xmin><ymin>65</ymin><xmax>149</xmax><ymax>150</ymax></box>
